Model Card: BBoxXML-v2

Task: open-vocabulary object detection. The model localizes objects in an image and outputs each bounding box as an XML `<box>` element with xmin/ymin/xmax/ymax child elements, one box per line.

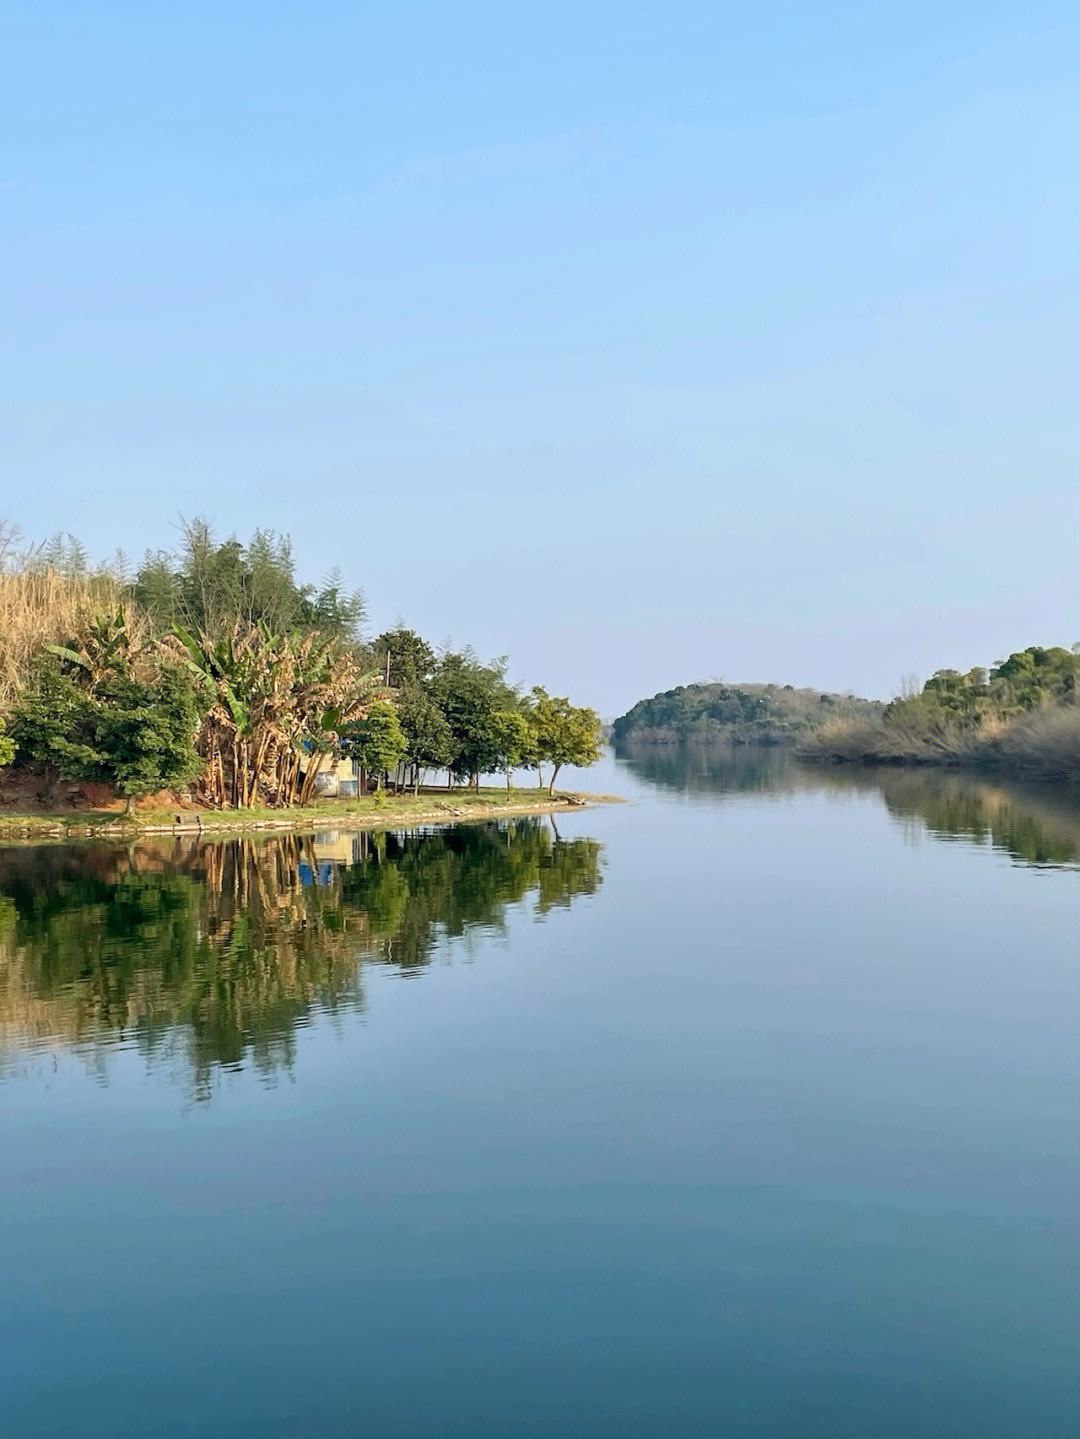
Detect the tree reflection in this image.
<box><xmin>615</xmin><ymin>743</ymin><xmax>802</xmax><ymax>795</ymax></box>
<box><xmin>616</xmin><ymin>743</ymin><xmax>1080</xmax><ymax>866</ymax></box>
<box><xmin>872</xmin><ymin>770</ymin><xmax>1080</xmax><ymax>867</ymax></box>
<box><xmin>0</xmin><ymin>821</ymin><xmax>602</xmax><ymax>1091</ymax></box>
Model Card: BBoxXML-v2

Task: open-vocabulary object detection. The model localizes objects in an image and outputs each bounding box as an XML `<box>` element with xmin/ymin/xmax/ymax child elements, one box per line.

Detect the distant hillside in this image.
<box><xmin>611</xmin><ymin>682</ymin><xmax>881</xmax><ymax>747</ymax></box>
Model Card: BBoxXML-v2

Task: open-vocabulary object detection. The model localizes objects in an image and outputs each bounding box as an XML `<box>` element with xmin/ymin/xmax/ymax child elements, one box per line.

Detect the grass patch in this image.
<box><xmin>0</xmin><ymin>786</ymin><xmax>604</xmax><ymax>839</ymax></box>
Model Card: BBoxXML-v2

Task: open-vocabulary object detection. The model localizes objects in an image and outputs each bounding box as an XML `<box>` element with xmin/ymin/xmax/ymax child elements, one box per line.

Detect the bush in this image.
<box><xmin>980</xmin><ymin>706</ymin><xmax>1080</xmax><ymax>782</ymax></box>
<box><xmin>11</xmin><ymin>659</ymin><xmax>203</xmax><ymax>810</ymax></box>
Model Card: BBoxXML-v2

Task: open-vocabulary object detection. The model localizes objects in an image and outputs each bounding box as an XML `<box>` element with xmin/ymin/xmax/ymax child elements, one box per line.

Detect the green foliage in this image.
<box><xmin>989</xmin><ymin>646</ymin><xmax>1078</xmax><ymax>713</ymax></box>
<box><xmin>3</xmin><ymin>524</ymin><xmax>605</xmax><ymax>807</ymax></box>
<box><xmin>91</xmin><ymin>668</ymin><xmax>206</xmax><ymax>803</ymax></box>
<box><xmin>397</xmin><ymin>685</ymin><xmax>454</xmax><ymax>774</ymax></box>
<box><xmin>341</xmin><ymin>701</ymin><xmax>406</xmax><ymax>785</ymax></box>
<box><xmin>11</xmin><ymin>657</ymin><xmax>203</xmax><ymax>804</ymax></box>
<box><xmin>0</xmin><ymin>716</ymin><xmax>15</xmax><ymax>768</ymax></box>
<box><xmin>612</xmin><ymin>682</ymin><xmax>880</xmax><ymax>747</ymax></box>
<box><xmin>883</xmin><ymin>646</ymin><xmax>1080</xmax><ymax>736</ymax></box>
<box><xmin>134</xmin><ymin>519</ymin><xmax>365</xmax><ymax>641</ymax></box>
<box><xmin>433</xmin><ymin>652</ymin><xmax>518</xmax><ymax>783</ymax></box>
<box><xmin>373</xmin><ymin>627</ymin><xmax>437</xmax><ymax>688</ymax></box>
<box><xmin>527</xmin><ymin>687</ymin><xmax>602</xmax><ymax>791</ymax></box>
<box><xmin>10</xmin><ymin>661</ymin><xmax>106</xmax><ymax>782</ymax></box>
<box><xmin>804</xmin><ymin>642</ymin><xmax>1080</xmax><ymax>782</ymax></box>
<box><xmin>490</xmin><ymin>709</ymin><xmax>534</xmax><ymax>788</ymax></box>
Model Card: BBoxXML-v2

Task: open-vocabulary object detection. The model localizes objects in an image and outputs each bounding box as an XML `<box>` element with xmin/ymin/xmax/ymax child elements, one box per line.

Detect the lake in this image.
<box><xmin>1</xmin><ymin>749</ymin><xmax>1077</xmax><ymax>1438</ymax></box>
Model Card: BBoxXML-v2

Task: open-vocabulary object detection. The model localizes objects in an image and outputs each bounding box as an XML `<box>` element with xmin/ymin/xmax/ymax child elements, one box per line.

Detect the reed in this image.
<box><xmin>0</xmin><ymin>568</ymin><xmax>129</xmax><ymax>712</ymax></box>
<box><xmin>979</xmin><ymin>706</ymin><xmax>1080</xmax><ymax>783</ymax></box>
<box><xmin>800</xmin><ymin>706</ymin><xmax>1080</xmax><ymax>784</ymax></box>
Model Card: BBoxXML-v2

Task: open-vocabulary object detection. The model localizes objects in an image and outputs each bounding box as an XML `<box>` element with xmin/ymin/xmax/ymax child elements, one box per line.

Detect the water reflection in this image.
<box><xmin>0</xmin><ymin>821</ymin><xmax>602</xmax><ymax>1089</ymax></box>
<box><xmin>875</xmin><ymin>769</ymin><xmax>1080</xmax><ymax>868</ymax></box>
<box><xmin>615</xmin><ymin>742</ymin><xmax>803</xmax><ymax>796</ymax></box>
<box><xmin>616</xmin><ymin>743</ymin><xmax>1080</xmax><ymax>868</ymax></box>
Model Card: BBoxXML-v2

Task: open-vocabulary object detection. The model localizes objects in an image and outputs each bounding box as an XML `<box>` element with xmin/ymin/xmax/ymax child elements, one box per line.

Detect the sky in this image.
<box><xmin>2</xmin><ymin>1</ymin><xmax>1077</xmax><ymax>716</ymax></box>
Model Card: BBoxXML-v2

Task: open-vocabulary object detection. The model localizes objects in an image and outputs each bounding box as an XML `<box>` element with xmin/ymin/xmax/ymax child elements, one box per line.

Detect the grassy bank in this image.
<box><xmin>799</xmin><ymin>706</ymin><xmax>1080</xmax><ymax>785</ymax></box>
<box><xmin>0</xmin><ymin>787</ymin><xmax>621</xmax><ymax>842</ymax></box>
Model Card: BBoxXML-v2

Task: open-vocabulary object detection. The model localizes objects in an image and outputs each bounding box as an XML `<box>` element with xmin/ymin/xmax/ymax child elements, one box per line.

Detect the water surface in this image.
<box><xmin>2</xmin><ymin>752</ymin><xmax>1077</xmax><ymax>1438</ymax></box>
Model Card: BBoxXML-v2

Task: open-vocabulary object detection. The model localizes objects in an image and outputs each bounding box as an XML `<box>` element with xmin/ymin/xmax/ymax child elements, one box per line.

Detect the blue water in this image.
<box><xmin>1</xmin><ymin>751</ymin><xmax>1077</xmax><ymax>1437</ymax></box>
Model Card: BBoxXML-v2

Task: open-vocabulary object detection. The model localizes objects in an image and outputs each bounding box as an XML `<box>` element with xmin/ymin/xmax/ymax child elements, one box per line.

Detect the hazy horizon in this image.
<box><xmin>3</xmin><ymin>2</ymin><xmax>1077</xmax><ymax>716</ymax></box>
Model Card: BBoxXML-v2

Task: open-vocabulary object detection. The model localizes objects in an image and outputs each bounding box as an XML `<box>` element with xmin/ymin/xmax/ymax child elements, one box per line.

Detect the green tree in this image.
<box><xmin>397</xmin><ymin>686</ymin><xmax>453</xmax><ymax>792</ymax></box>
<box><xmin>990</xmin><ymin>646</ymin><xmax>1079</xmax><ymax>712</ymax></box>
<box><xmin>528</xmin><ymin>688</ymin><xmax>602</xmax><ymax>793</ymax></box>
<box><xmin>91</xmin><ymin>669</ymin><xmax>205</xmax><ymax>812</ymax></box>
<box><xmin>0</xmin><ymin>715</ymin><xmax>15</xmax><ymax>768</ymax></box>
<box><xmin>490</xmin><ymin>709</ymin><xmax>534</xmax><ymax>793</ymax></box>
<box><xmin>134</xmin><ymin>518</ymin><xmax>364</xmax><ymax>641</ymax></box>
<box><xmin>10</xmin><ymin>661</ymin><xmax>106</xmax><ymax>792</ymax></box>
<box><xmin>433</xmin><ymin>653</ymin><xmax>517</xmax><ymax>789</ymax></box>
<box><xmin>11</xmin><ymin>658</ymin><xmax>204</xmax><ymax>812</ymax></box>
<box><xmin>341</xmin><ymin>701</ymin><xmax>406</xmax><ymax>791</ymax></box>
<box><xmin>372</xmin><ymin>627</ymin><xmax>437</xmax><ymax>688</ymax></box>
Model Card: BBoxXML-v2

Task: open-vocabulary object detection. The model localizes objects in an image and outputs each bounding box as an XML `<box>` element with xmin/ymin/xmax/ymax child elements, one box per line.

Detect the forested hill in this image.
<box><xmin>611</xmin><ymin>683</ymin><xmax>881</xmax><ymax>747</ymax></box>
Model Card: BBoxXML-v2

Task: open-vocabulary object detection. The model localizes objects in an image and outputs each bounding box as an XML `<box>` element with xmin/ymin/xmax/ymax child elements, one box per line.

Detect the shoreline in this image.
<box><xmin>0</xmin><ymin>790</ymin><xmax>624</xmax><ymax>844</ymax></box>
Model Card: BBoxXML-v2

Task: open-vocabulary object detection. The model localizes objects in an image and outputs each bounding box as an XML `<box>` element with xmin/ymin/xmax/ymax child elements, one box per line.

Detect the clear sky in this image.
<box><xmin>3</xmin><ymin>1</ymin><xmax>1077</xmax><ymax>715</ymax></box>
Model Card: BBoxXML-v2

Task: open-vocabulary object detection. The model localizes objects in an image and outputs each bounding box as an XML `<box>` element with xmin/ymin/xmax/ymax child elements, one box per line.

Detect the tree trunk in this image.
<box><xmin>549</xmin><ymin>764</ymin><xmax>560</xmax><ymax>794</ymax></box>
<box><xmin>298</xmin><ymin>753</ymin><xmax>318</xmax><ymax>806</ymax></box>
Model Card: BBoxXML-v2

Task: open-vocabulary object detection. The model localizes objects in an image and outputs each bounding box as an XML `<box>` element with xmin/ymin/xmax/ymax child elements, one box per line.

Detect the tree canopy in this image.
<box><xmin>528</xmin><ymin>688</ymin><xmax>603</xmax><ymax>792</ymax></box>
<box><xmin>612</xmin><ymin>682</ymin><xmax>880</xmax><ymax>747</ymax></box>
<box><xmin>134</xmin><ymin>519</ymin><xmax>365</xmax><ymax>641</ymax></box>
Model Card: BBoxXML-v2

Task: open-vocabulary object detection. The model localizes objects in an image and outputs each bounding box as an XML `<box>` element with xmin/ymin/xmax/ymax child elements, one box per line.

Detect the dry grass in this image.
<box><xmin>0</xmin><ymin>568</ymin><xmax>131</xmax><ymax>712</ymax></box>
<box><xmin>800</xmin><ymin>706</ymin><xmax>1080</xmax><ymax>784</ymax></box>
<box><xmin>979</xmin><ymin>706</ymin><xmax>1080</xmax><ymax>782</ymax></box>
<box><xmin>798</xmin><ymin>716</ymin><xmax>966</xmax><ymax>764</ymax></box>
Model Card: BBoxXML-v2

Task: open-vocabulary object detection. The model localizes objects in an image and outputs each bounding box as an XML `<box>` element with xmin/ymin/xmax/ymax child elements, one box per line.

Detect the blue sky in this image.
<box><xmin>2</xmin><ymin>1</ymin><xmax>1077</xmax><ymax>714</ymax></box>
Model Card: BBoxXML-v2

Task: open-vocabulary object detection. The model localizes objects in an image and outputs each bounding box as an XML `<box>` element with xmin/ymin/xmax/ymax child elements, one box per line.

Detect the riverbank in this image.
<box><xmin>0</xmin><ymin>788</ymin><xmax>624</xmax><ymax>842</ymax></box>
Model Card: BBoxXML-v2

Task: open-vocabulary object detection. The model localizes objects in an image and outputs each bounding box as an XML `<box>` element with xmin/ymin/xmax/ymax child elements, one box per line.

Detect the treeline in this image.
<box><xmin>0</xmin><ymin>521</ymin><xmax>601</xmax><ymax>811</ymax></box>
<box><xmin>611</xmin><ymin>681</ymin><xmax>881</xmax><ymax>747</ymax></box>
<box><xmin>800</xmin><ymin>645</ymin><xmax>1080</xmax><ymax>782</ymax></box>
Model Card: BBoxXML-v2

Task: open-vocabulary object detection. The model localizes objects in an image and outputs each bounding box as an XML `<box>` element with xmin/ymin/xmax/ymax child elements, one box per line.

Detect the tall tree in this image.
<box><xmin>373</xmin><ymin>627</ymin><xmax>437</xmax><ymax>689</ymax></box>
<box><xmin>528</xmin><ymin>688</ymin><xmax>602</xmax><ymax>793</ymax></box>
<box><xmin>397</xmin><ymin>686</ymin><xmax>453</xmax><ymax>793</ymax></box>
<box><xmin>490</xmin><ymin>709</ymin><xmax>534</xmax><ymax>794</ymax></box>
<box><xmin>134</xmin><ymin>519</ymin><xmax>364</xmax><ymax>641</ymax></box>
<box><xmin>433</xmin><ymin>652</ymin><xmax>517</xmax><ymax>790</ymax></box>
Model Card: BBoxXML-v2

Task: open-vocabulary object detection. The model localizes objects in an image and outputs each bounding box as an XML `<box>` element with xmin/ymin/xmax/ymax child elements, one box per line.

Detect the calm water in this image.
<box><xmin>1</xmin><ymin>750</ymin><xmax>1077</xmax><ymax>1439</ymax></box>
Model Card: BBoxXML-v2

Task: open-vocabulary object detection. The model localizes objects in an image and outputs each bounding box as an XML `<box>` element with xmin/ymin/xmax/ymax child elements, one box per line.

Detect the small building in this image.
<box><xmin>296</xmin><ymin>753</ymin><xmax>363</xmax><ymax>799</ymax></box>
